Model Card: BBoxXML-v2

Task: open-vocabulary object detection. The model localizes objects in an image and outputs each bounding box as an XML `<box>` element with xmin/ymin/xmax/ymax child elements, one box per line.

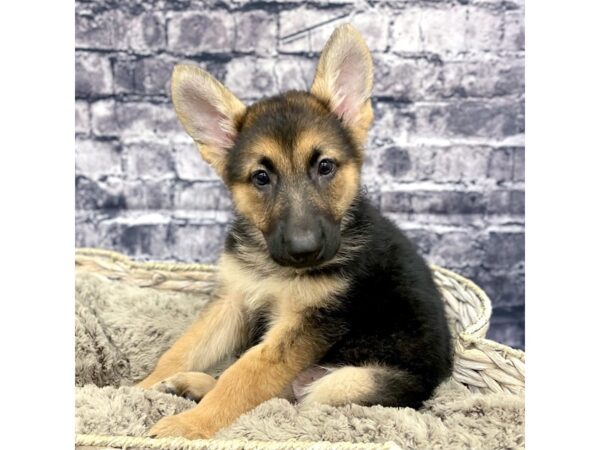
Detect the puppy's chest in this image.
<box><xmin>217</xmin><ymin>254</ymin><xmax>349</xmax><ymax>312</ymax></box>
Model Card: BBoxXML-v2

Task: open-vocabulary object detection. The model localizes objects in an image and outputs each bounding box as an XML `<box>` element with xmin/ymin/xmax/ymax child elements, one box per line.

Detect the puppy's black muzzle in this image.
<box><xmin>285</xmin><ymin>228</ymin><xmax>323</xmax><ymax>267</ymax></box>
<box><xmin>267</xmin><ymin>213</ymin><xmax>340</xmax><ymax>269</ymax></box>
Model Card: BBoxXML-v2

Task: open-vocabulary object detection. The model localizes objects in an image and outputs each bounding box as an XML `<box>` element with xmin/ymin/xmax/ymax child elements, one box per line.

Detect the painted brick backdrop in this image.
<box><xmin>75</xmin><ymin>0</ymin><xmax>525</xmax><ymax>349</ymax></box>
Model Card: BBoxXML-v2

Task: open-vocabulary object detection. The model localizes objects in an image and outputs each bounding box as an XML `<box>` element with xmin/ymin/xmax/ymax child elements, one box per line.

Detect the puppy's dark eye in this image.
<box><xmin>318</xmin><ymin>159</ymin><xmax>335</xmax><ymax>176</ymax></box>
<box><xmin>252</xmin><ymin>170</ymin><xmax>270</xmax><ymax>187</ymax></box>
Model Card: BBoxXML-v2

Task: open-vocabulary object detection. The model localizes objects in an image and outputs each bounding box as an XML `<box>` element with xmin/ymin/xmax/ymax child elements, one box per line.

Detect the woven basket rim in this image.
<box><xmin>76</xmin><ymin>247</ymin><xmax>219</xmax><ymax>273</ymax></box>
<box><xmin>77</xmin><ymin>247</ymin><xmax>502</xmax><ymax>338</ymax></box>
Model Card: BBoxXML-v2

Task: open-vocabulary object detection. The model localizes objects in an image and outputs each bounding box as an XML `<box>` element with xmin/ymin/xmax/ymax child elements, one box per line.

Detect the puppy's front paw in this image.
<box><xmin>152</xmin><ymin>372</ymin><xmax>217</xmax><ymax>402</ymax></box>
<box><xmin>152</xmin><ymin>379</ymin><xmax>181</xmax><ymax>397</ymax></box>
<box><xmin>147</xmin><ymin>414</ymin><xmax>207</xmax><ymax>440</ymax></box>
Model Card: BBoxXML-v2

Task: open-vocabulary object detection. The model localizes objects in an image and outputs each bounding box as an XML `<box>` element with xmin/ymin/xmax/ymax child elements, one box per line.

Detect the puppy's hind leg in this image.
<box><xmin>299</xmin><ymin>365</ymin><xmax>431</xmax><ymax>409</ymax></box>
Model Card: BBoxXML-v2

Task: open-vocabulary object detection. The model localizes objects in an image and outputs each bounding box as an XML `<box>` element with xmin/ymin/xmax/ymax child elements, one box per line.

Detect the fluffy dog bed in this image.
<box><xmin>75</xmin><ymin>249</ymin><xmax>525</xmax><ymax>450</ymax></box>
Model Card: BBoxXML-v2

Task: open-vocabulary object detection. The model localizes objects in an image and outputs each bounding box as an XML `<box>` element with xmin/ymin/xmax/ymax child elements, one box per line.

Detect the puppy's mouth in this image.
<box><xmin>268</xmin><ymin>239</ymin><xmax>341</xmax><ymax>270</ymax></box>
<box><xmin>271</xmin><ymin>252</ymin><xmax>326</xmax><ymax>269</ymax></box>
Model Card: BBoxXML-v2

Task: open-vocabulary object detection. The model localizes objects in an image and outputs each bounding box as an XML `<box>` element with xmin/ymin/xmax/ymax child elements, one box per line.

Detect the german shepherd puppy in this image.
<box><xmin>139</xmin><ymin>24</ymin><xmax>452</xmax><ymax>439</ymax></box>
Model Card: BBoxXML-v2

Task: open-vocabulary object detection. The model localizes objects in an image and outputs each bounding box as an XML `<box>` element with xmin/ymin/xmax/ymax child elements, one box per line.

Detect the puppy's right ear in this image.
<box><xmin>171</xmin><ymin>64</ymin><xmax>246</xmax><ymax>177</ymax></box>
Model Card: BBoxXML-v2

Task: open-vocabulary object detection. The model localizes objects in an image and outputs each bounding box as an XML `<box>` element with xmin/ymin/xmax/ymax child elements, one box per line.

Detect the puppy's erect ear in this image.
<box><xmin>171</xmin><ymin>64</ymin><xmax>246</xmax><ymax>176</ymax></box>
<box><xmin>310</xmin><ymin>24</ymin><xmax>374</xmax><ymax>145</ymax></box>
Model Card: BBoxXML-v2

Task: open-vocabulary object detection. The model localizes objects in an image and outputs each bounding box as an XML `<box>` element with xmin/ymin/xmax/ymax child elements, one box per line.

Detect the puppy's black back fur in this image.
<box><xmin>320</xmin><ymin>196</ymin><xmax>452</xmax><ymax>406</ymax></box>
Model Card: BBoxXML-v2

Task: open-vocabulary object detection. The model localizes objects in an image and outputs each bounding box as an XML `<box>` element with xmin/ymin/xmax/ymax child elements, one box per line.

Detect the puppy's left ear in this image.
<box><xmin>310</xmin><ymin>24</ymin><xmax>374</xmax><ymax>145</ymax></box>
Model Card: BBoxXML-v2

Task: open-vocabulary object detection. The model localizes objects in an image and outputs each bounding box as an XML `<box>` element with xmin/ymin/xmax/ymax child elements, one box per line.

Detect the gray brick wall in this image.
<box><xmin>75</xmin><ymin>0</ymin><xmax>525</xmax><ymax>349</ymax></box>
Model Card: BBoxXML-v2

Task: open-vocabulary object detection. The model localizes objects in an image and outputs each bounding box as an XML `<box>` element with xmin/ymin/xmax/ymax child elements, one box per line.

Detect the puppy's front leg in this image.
<box><xmin>148</xmin><ymin>313</ymin><xmax>321</xmax><ymax>439</ymax></box>
<box><xmin>137</xmin><ymin>293</ymin><xmax>246</xmax><ymax>389</ymax></box>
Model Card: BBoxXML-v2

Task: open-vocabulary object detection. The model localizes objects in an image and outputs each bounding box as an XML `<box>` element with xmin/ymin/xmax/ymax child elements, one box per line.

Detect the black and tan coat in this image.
<box><xmin>138</xmin><ymin>24</ymin><xmax>453</xmax><ymax>439</ymax></box>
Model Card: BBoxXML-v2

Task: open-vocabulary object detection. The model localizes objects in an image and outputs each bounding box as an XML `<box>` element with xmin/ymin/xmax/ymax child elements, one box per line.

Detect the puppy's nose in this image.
<box><xmin>287</xmin><ymin>230</ymin><xmax>322</xmax><ymax>266</ymax></box>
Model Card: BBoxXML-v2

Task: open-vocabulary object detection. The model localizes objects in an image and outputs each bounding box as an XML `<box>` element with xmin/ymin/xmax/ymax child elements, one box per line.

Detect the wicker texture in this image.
<box><xmin>75</xmin><ymin>248</ymin><xmax>524</xmax><ymax>397</ymax></box>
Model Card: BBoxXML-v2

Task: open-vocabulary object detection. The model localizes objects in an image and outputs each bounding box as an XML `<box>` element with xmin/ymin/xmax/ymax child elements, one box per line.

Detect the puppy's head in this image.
<box><xmin>171</xmin><ymin>24</ymin><xmax>373</xmax><ymax>268</ymax></box>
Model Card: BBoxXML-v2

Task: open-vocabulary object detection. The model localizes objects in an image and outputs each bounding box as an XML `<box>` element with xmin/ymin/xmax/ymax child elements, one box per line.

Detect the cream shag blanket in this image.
<box><xmin>75</xmin><ymin>272</ymin><xmax>524</xmax><ymax>449</ymax></box>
